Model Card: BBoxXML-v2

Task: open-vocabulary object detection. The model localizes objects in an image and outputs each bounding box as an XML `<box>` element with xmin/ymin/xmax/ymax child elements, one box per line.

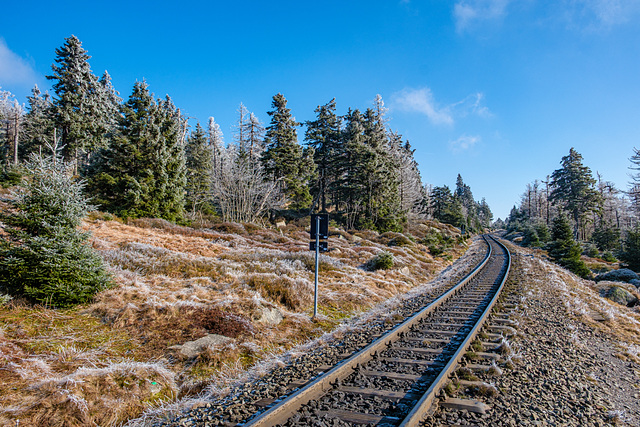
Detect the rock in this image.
<box><xmin>352</xmin><ymin>235</ymin><xmax>363</xmax><ymax>242</ymax></box>
<box><xmin>400</xmin><ymin>266</ymin><xmax>410</xmax><ymax>275</ymax></box>
<box><xmin>276</xmin><ymin>220</ymin><xmax>286</xmax><ymax>228</ymax></box>
<box><xmin>595</xmin><ymin>268</ymin><xmax>639</xmax><ymax>283</ymax></box>
<box><xmin>605</xmin><ymin>286</ymin><xmax>638</xmax><ymax>307</ymax></box>
<box><xmin>257</xmin><ymin>307</ymin><xmax>284</xmax><ymax>326</ymax></box>
<box><xmin>169</xmin><ymin>334</ymin><xmax>233</xmax><ymax>358</ymax></box>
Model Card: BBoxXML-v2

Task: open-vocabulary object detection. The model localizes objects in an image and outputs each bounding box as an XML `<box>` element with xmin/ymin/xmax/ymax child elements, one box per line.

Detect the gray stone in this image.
<box><xmin>257</xmin><ymin>306</ymin><xmax>284</xmax><ymax>326</ymax></box>
<box><xmin>169</xmin><ymin>334</ymin><xmax>233</xmax><ymax>358</ymax></box>
<box><xmin>595</xmin><ymin>268</ymin><xmax>639</xmax><ymax>283</ymax></box>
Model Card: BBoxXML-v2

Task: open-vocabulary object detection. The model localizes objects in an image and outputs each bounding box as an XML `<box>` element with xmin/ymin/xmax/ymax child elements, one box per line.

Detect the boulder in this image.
<box><xmin>169</xmin><ymin>334</ymin><xmax>233</xmax><ymax>358</ymax></box>
<box><xmin>257</xmin><ymin>306</ymin><xmax>284</xmax><ymax>326</ymax></box>
<box><xmin>606</xmin><ymin>286</ymin><xmax>638</xmax><ymax>307</ymax></box>
<box><xmin>595</xmin><ymin>268</ymin><xmax>639</xmax><ymax>283</ymax></box>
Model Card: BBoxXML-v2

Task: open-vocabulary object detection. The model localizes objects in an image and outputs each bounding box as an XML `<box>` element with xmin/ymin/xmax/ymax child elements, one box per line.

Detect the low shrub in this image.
<box><xmin>595</xmin><ymin>268</ymin><xmax>639</xmax><ymax>283</ymax></box>
<box><xmin>366</xmin><ymin>252</ymin><xmax>394</xmax><ymax>271</ymax></box>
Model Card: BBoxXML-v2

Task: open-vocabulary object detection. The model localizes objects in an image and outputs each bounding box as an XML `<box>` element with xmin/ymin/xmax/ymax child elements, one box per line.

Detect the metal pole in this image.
<box><xmin>313</xmin><ymin>215</ymin><xmax>320</xmax><ymax>319</ymax></box>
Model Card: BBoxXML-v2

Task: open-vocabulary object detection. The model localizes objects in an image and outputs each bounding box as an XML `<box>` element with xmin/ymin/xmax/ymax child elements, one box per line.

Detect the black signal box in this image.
<box><xmin>310</xmin><ymin>213</ymin><xmax>329</xmax><ymax>239</ymax></box>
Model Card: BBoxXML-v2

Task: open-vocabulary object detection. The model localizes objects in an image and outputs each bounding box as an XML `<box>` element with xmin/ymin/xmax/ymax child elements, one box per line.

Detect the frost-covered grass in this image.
<box><xmin>0</xmin><ymin>217</ymin><xmax>468</xmax><ymax>426</ymax></box>
<box><xmin>503</xmin><ymin>241</ymin><xmax>640</xmax><ymax>363</ymax></box>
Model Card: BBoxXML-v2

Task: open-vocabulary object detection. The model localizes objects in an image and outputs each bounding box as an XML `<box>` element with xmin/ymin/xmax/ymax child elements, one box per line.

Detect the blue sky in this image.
<box><xmin>2</xmin><ymin>0</ymin><xmax>640</xmax><ymax>220</ymax></box>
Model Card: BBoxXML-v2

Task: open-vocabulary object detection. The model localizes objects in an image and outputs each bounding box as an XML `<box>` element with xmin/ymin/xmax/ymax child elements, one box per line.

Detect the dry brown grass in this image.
<box><xmin>0</xmin><ymin>216</ymin><xmax>468</xmax><ymax>426</ymax></box>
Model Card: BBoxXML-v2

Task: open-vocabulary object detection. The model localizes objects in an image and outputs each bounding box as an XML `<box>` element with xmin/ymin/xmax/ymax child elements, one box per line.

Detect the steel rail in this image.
<box><xmin>242</xmin><ymin>236</ymin><xmax>495</xmax><ymax>427</ymax></box>
<box><xmin>398</xmin><ymin>234</ymin><xmax>511</xmax><ymax>427</ymax></box>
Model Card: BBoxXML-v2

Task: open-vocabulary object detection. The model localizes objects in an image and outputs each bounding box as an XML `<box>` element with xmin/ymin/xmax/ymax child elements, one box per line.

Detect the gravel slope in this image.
<box><xmin>429</xmin><ymin>244</ymin><xmax>640</xmax><ymax>427</ymax></box>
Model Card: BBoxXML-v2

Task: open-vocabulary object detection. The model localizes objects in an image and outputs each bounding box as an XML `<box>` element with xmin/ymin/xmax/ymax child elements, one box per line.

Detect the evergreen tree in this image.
<box><xmin>46</xmin><ymin>35</ymin><xmax>108</xmax><ymax>167</ymax></box>
<box><xmin>548</xmin><ymin>214</ymin><xmax>591</xmax><ymax>277</ymax></box>
<box><xmin>619</xmin><ymin>228</ymin><xmax>640</xmax><ymax>272</ymax></box>
<box><xmin>185</xmin><ymin>123</ymin><xmax>214</xmax><ymax>215</ymax></box>
<box><xmin>19</xmin><ymin>85</ymin><xmax>54</xmax><ymax>159</ymax></box>
<box><xmin>305</xmin><ymin>98</ymin><xmax>341</xmax><ymax>212</ymax></box>
<box><xmin>87</xmin><ymin>81</ymin><xmax>186</xmax><ymax>221</ymax></box>
<box><xmin>0</xmin><ymin>151</ymin><xmax>112</xmax><ymax>307</ymax></box>
<box><xmin>430</xmin><ymin>185</ymin><xmax>464</xmax><ymax>227</ymax></box>
<box><xmin>261</xmin><ymin>93</ymin><xmax>314</xmax><ymax>209</ymax></box>
<box><xmin>207</xmin><ymin>116</ymin><xmax>225</xmax><ymax>174</ymax></box>
<box><xmin>550</xmin><ymin>148</ymin><xmax>601</xmax><ymax>239</ymax></box>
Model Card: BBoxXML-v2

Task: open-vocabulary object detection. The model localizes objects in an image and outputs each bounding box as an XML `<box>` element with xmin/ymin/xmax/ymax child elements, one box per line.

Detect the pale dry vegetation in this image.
<box><xmin>0</xmin><ymin>216</ymin><xmax>466</xmax><ymax>426</ymax></box>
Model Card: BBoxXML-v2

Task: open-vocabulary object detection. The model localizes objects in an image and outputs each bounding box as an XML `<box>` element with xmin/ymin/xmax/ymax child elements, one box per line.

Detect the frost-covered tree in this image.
<box><xmin>389</xmin><ymin>133</ymin><xmax>425</xmax><ymax>219</ymax></box>
<box><xmin>87</xmin><ymin>81</ymin><xmax>186</xmax><ymax>221</ymax></box>
<box><xmin>19</xmin><ymin>85</ymin><xmax>54</xmax><ymax>159</ymax></box>
<box><xmin>207</xmin><ymin>116</ymin><xmax>225</xmax><ymax>174</ymax></box>
<box><xmin>0</xmin><ymin>151</ymin><xmax>112</xmax><ymax>307</ymax></box>
<box><xmin>47</xmin><ymin>35</ymin><xmax>109</xmax><ymax>167</ymax></box>
<box><xmin>0</xmin><ymin>88</ymin><xmax>23</xmax><ymax>165</ymax></box>
<box><xmin>550</xmin><ymin>148</ymin><xmax>601</xmax><ymax>239</ymax></box>
<box><xmin>305</xmin><ymin>98</ymin><xmax>341</xmax><ymax>212</ymax></box>
<box><xmin>261</xmin><ymin>93</ymin><xmax>314</xmax><ymax>209</ymax></box>
<box><xmin>185</xmin><ymin>123</ymin><xmax>214</xmax><ymax>215</ymax></box>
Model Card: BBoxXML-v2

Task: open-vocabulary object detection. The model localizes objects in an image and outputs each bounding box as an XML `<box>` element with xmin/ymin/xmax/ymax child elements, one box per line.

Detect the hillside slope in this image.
<box><xmin>0</xmin><ymin>217</ymin><xmax>468</xmax><ymax>426</ymax></box>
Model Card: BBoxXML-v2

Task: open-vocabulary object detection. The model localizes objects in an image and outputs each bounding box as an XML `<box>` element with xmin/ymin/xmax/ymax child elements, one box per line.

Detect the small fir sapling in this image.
<box><xmin>0</xmin><ymin>151</ymin><xmax>112</xmax><ymax>307</ymax></box>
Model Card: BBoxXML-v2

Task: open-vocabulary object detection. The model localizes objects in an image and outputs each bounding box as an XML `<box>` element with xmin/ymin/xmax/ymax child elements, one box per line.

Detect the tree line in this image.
<box><xmin>505</xmin><ymin>147</ymin><xmax>640</xmax><ymax>274</ymax></box>
<box><xmin>0</xmin><ymin>35</ymin><xmax>492</xmax><ymax>233</ymax></box>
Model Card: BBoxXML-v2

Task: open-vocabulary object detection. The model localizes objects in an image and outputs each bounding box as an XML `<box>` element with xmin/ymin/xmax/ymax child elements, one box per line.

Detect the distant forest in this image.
<box><xmin>0</xmin><ymin>35</ymin><xmax>493</xmax><ymax>233</ymax></box>
<box><xmin>504</xmin><ymin>147</ymin><xmax>640</xmax><ymax>273</ymax></box>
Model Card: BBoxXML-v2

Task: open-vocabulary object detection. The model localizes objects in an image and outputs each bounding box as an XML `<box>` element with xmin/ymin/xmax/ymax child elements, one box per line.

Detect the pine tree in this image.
<box><xmin>550</xmin><ymin>148</ymin><xmax>601</xmax><ymax>239</ymax></box>
<box><xmin>185</xmin><ymin>123</ymin><xmax>214</xmax><ymax>215</ymax></box>
<box><xmin>261</xmin><ymin>93</ymin><xmax>314</xmax><ymax>209</ymax></box>
<box><xmin>46</xmin><ymin>35</ymin><xmax>108</xmax><ymax>167</ymax></box>
<box><xmin>305</xmin><ymin>98</ymin><xmax>341</xmax><ymax>212</ymax></box>
<box><xmin>548</xmin><ymin>214</ymin><xmax>591</xmax><ymax>277</ymax></box>
<box><xmin>0</xmin><ymin>151</ymin><xmax>112</xmax><ymax>307</ymax></box>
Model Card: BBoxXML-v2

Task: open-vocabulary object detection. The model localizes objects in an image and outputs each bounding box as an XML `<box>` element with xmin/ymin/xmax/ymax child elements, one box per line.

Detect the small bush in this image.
<box><xmin>367</xmin><ymin>252</ymin><xmax>394</xmax><ymax>271</ymax></box>
<box><xmin>602</xmin><ymin>251</ymin><xmax>617</xmax><ymax>263</ymax></box>
<box><xmin>582</xmin><ymin>243</ymin><xmax>599</xmax><ymax>258</ymax></box>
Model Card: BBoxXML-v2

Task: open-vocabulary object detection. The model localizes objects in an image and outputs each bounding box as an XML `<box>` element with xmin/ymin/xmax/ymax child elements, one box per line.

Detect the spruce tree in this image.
<box><xmin>261</xmin><ymin>93</ymin><xmax>314</xmax><ymax>209</ymax></box>
<box><xmin>548</xmin><ymin>214</ymin><xmax>591</xmax><ymax>277</ymax></box>
<box><xmin>305</xmin><ymin>98</ymin><xmax>341</xmax><ymax>212</ymax></box>
<box><xmin>46</xmin><ymin>35</ymin><xmax>108</xmax><ymax>167</ymax></box>
<box><xmin>0</xmin><ymin>151</ymin><xmax>112</xmax><ymax>307</ymax></box>
<box><xmin>87</xmin><ymin>81</ymin><xmax>186</xmax><ymax>221</ymax></box>
<box><xmin>19</xmin><ymin>85</ymin><xmax>54</xmax><ymax>159</ymax></box>
<box><xmin>550</xmin><ymin>148</ymin><xmax>601</xmax><ymax>239</ymax></box>
<box><xmin>185</xmin><ymin>123</ymin><xmax>214</xmax><ymax>215</ymax></box>
<box><xmin>619</xmin><ymin>228</ymin><xmax>640</xmax><ymax>272</ymax></box>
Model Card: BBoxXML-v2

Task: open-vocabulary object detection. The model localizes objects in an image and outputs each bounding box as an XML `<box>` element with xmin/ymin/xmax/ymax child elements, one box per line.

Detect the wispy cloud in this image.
<box><xmin>565</xmin><ymin>0</ymin><xmax>640</xmax><ymax>28</ymax></box>
<box><xmin>391</xmin><ymin>87</ymin><xmax>453</xmax><ymax>125</ymax></box>
<box><xmin>0</xmin><ymin>38</ymin><xmax>40</xmax><ymax>88</ymax></box>
<box><xmin>449</xmin><ymin>135</ymin><xmax>481</xmax><ymax>153</ymax></box>
<box><xmin>453</xmin><ymin>0</ymin><xmax>510</xmax><ymax>33</ymax></box>
<box><xmin>391</xmin><ymin>87</ymin><xmax>492</xmax><ymax>126</ymax></box>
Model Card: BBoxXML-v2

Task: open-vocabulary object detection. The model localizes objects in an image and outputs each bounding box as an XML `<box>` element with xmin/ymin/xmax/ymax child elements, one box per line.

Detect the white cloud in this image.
<box><xmin>391</xmin><ymin>87</ymin><xmax>454</xmax><ymax>125</ymax></box>
<box><xmin>454</xmin><ymin>0</ymin><xmax>510</xmax><ymax>32</ymax></box>
<box><xmin>391</xmin><ymin>87</ymin><xmax>492</xmax><ymax>125</ymax></box>
<box><xmin>0</xmin><ymin>38</ymin><xmax>40</xmax><ymax>87</ymax></box>
<box><xmin>449</xmin><ymin>135</ymin><xmax>481</xmax><ymax>152</ymax></box>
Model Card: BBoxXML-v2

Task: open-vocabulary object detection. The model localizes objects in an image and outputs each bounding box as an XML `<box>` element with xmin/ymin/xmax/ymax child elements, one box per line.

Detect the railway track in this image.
<box><xmin>239</xmin><ymin>235</ymin><xmax>511</xmax><ymax>427</ymax></box>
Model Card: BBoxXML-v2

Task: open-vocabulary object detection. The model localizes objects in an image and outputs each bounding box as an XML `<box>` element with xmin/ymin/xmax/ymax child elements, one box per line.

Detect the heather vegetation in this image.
<box><xmin>0</xmin><ymin>213</ymin><xmax>469</xmax><ymax>426</ymax></box>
